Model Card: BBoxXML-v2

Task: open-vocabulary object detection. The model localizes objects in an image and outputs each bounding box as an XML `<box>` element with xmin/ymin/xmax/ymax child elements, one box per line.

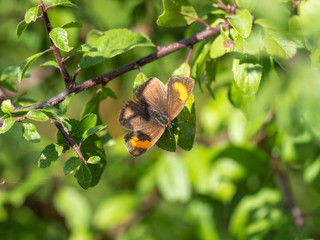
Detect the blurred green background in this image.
<box><xmin>1</xmin><ymin>0</ymin><xmax>320</xmax><ymax>239</ymax></box>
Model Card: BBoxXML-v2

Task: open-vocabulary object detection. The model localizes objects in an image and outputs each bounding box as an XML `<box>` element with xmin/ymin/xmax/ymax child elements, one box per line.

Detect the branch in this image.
<box><xmin>51</xmin><ymin>119</ymin><xmax>87</xmax><ymax>164</ymax></box>
<box><xmin>40</xmin><ymin>1</ymin><xmax>74</xmax><ymax>90</ymax></box>
<box><xmin>17</xmin><ymin>22</ymin><xmax>230</xmax><ymax>112</ymax></box>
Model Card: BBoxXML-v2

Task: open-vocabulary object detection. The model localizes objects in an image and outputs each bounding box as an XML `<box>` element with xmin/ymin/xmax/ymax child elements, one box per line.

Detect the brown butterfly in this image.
<box><xmin>118</xmin><ymin>76</ymin><xmax>194</xmax><ymax>157</ymax></box>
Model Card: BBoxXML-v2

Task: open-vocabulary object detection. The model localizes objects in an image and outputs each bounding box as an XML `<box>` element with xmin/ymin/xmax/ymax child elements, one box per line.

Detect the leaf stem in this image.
<box><xmin>51</xmin><ymin>119</ymin><xmax>87</xmax><ymax>165</ymax></box>
<box><xmin>185</xmin><ymin>46</ymin><xmax>193</xmax><ymax>64</ymax></box>
<box><xmin>40</xmin><ymin>1</ymin><xmax>74</xmax><ymax>90</ymax></box>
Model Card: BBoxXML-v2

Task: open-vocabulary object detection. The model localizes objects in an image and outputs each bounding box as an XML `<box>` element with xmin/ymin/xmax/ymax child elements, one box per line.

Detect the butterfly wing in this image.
<box><xmin>124</xmin><ymin>125</ymin><xmax>165</xmax><ymax>157</ymax></box>
<box><xmin>166</xmin><ymin>77</ymin><xmax>194</xmax><ymax>120</ymax></box>
<box><xmin>135</xmin><ymin>77</ymin><xmax>168</xmax><ymax>114</ymax></box>
<box><xmin>118</xmin><ymin>100</ymin><xmax>153</xmax><ymax>131</ymax></box>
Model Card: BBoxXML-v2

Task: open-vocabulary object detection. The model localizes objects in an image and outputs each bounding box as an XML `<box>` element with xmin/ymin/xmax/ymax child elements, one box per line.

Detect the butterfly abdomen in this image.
<box><xmin>147</xmin><ymin>108</ymin><xmax>170</xmax><ymax>127</ymax></box>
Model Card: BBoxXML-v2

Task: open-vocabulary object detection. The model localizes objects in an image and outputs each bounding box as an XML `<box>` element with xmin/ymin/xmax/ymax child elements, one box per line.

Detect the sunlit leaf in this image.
<box><xmin>25</xmin><ymin>6</ymin><xmax>38</xmax><ymax>24</ymax></box>
<box><xmin>38</xmin><ymin>143</ymin><xmax>63</xmax><ymax>168</ymax></box>
<box><xmin>157</xmin><ymin>0</ymin><xmax>198</xmax><ymax>27</ymax></box>
<box><xmin>49</xmin><ymin>27</ymin><xmax>73</xmax><ymax>52</ymax></box>
<box><xmin>22</xmin><ymin>123</ymin><xmax>40</xmax><ymax>143</ymax></box>
<box><xmin>227</xmin><ymin>9</ymin><xmax>252</xmax><ymax>38</ymax></box>
<box><xmin>0</xmin><ymin>118</ymin><xmax>16</xmax><ymax>134</ymax></box>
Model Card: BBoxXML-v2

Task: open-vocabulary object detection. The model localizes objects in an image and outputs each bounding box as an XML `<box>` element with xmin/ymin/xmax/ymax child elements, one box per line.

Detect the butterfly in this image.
<box><xmin>118</xmin><ymin>76</ymin><xmax>195</xmax><ymax>157</ymax></box>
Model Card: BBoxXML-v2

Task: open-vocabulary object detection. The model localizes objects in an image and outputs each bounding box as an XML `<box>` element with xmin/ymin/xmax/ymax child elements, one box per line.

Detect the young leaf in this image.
<box><xmin>232</xmin><ymin>55</ymin><xmax>263</xmax><ymax>96</ymax></box>
<box><xmin>49</xmin><ymin>27</ymin><xmax>73</xmax><ymax>52</ymax></box>
<box><xmin>87</xmin><ymin>156</ymin><xmax>101</xmax><ymax>164</ymax></box>
<box><xmin>25</xmin><ymin>6</ymin><xmax>39</xmax><ymax>24</ymax></box>
<box><xmin>64</xmin><ymin>156</ymin><xmax>82</xmax><ymax>175</ymax></box>
<box><xmin>22</xmin><ymin>122</ymin><xmax>40</xmax><ymax>143</ymax></box>
<box><xmin>61</xmin><ymin>21</ymin><xmax>83</xmax><ymax>29</ymax></box>
<box><xmin>177</xmin><ymin>94</ymin><xmax>195</xmax><ymax>150</ymax></box>
<box><xmin>172</xmin><ymin>63</ymin><xmax>190</xmax><ymax>77</ymax></box>
<box><xmin>73</xmin><ymin>113</ymin><xmax>97</xmax><ymax>140</ymax></box>
<box><xmin>53</xmin><ymin>0</ymin><xmax>78</xmax><ymax>8</ymax></box>
<box><xmin>210</xmin><ymin>34</ymin><xmax>227</xmax><ymax>59</ymax></box>
<box><xmin>79</xmin><ymin>29</ymin><xmax>154</xmax><ymax>68</ymax></box>
<box><xmin>16</xmin><ymin>20</ymin><xmax>29</xmax><ymax>38</ymax></box>
<box><xmin>1</xmin><ymin>99</ymin><xmax>13</xmax><ymax>113</ymax></box>
<box><xmin>133</xmin><ymin>73</ymin><xmax>148</xmax><ymax>93</ymax></box>
<box><xmin>40</xmin><ymin>60</ymin><xmax>59</xmax><ymax>68</ymax></box>
<box><xmin>0</xmin><ymin>118</ymin><xmax>16</xmax><ymax>134</ymax></box>
<box><xmin>18</xmin><ymin>52</ymin><xmax>43</xmax><ymax>83</ymax></box>
<box><xmin>227</xmin><ymin>9</ymin><xmax>252</xmax><ymax>38</ymax></box>
<box><xmin>192</xmin><ymin>41</ymin><xmax>211</xmax><ymax>82</ymax></box>
<box><xmin>157</xmin><ymin>0</ymin><xmax>198</xmax><ymax>27</ymax></box>
<box><xmin>82</xmin><ymin>124</ymin><xmax>108</xmax><ymax>142</ymax></box>
<box><xmin>26</xmin><ymin>110</ymin><xmax>50</xmax><ymax>121</ymax></box>
<box><xmin>58</xmin><ymin>93</ymin><xmax>75</xmax><ymax>114</ymax></box>
<box><xmin>38</xmin><ymin>143</ymin><xmax>63</xmax><ymax>168</ymax></box>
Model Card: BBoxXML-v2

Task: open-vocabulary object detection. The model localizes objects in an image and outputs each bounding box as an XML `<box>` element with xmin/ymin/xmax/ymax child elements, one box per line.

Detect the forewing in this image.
<box><xmin>118</xmin><ymin>100</ymin><xmax>153</xmax><ymax>131</ymax></box>
<box><xmin>135</xmin><ymin>77</ymin><xmax>167</xmax><ymax>114</ymax></box>
<box><xmin>166</xmin><ymin>77</ymin><xmax>195</xmax><ymax>120</ymax></box>
<box><xmin>124</xmin><ymin>125</ymin><xmax>165</xmax><ymax>157</ymax></box>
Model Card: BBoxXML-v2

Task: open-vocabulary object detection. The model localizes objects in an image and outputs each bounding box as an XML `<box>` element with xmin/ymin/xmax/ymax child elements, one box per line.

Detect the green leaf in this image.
<box><xmin>156</xmin><ymin>154</ymin><xmax>191</xmax><ymax>202</ymax></box>
<box><xmin>74</xmin><ymin>114</ymin><xmax>97</xmax><ymax>140</ymax></box>
<box><xmin>18</xmin><ymin>52</ymin><xmax>43</xmax><ymax>83</ymax></box>
<box><xmin>233</xmin><ymin>26</ymin><xmax>264</xmax><ymax>55</ymax></box>
<box><xmin>74</xmin><ymin>163</ymin><xmax>92</xmax><ymax>189</ymax></box>
<box><xmin>38</xmin><ymin>143</ymin><xmax>63</xmax><ymax>168</ymax></box>
<box><xmin>81</xmin><ymin>87</ymin><xmax>116</xmax><ymax>119</ymax></box>
<box><xmin>1</xmin><ymin>66</ymin><xmax>20</xmax><ymax>80</ymax></box>
<box><xmin>156</xmin><ymin>128</ymin><xmax>177</xmax><ymax>152</ymax></box>
<box><xmin>49</xmin><ymin>27</ymin><xmax>73</xmax><ymax>52</ymax></box>
<box><xmin>0</xmin><ymin>78</ymin><xmax>18</xmax><ymax>92</ymax></box>
<box><xmin>227</xmin><ymin>9</ymin><xmax>252</xmax><ymax>38</ymax></box>
<box><xmin>229</xmin><ymin>81</ymin><xmax>254</xmax><ymax>108</ymax></box>
<box><xmin>58</xmin><ymin>93</ymin><xmax>75</xmax><ymax>114</ymax></box>
<box><xmin>133</xmin><ymin>73</ymin><xmax>148</xmax><ymax>93</ymax></box>
<box><xmin>82</xmin><ymin>124</ymin><xmax>107</xmax><ymax>142</ymax></box>
<box><xmin>235</xmin><ymin>0</ymin><xmax>258</xmax><ymax>12</ymax></box>
<box><xmin>87</xmin><ymin>156</ymin><xmax>101</xmax><ymax>164</ymax></box>
<box><xmin>79</xmin><ymin>29</ymin><xmax>155</xmax><ymax>68</ymax></box>
<box><xmin>22</xmin><ymin>122</ymin><xmax>40</xmax><ymax>143</ymax></box>
<box><xmin>177</xmin><ymin>94</ymin><xmax>196</xmax><ymax>150</ymax></box>
<box><xmin>192</xmin><ymin>41</ymin><xmax>211</xmax><ymax>86</ymax></box>
<box><xmin>42</xmin><ymin>105</ymin><xmax>71</xmax><ymax>131</ymax></box>
<box><xmin>172</xmin><ymin>63</ymin><xmax>190</xmax><ymax>77</ymax></box>
<box><xmin>53</xmin><ymin>0</ymin><xmax>78</xmax><ymax>8</ymax></box>
<box><xmin>80</xmin><ymin>134</ymin><xmax>107</xmax><ymax>187</ymax></box>
<box><xmin>210</xmin><ymin>34</ymin><xmax>227</xmax><ymax>59</ymax></box>
<box><xmin>1</xmin><ymin>99</ymin><xmax>13</xmax><ymax>113</ymax></box>
<box><xmin>304</xmin><ymin>156</ymin><xmax>320</xmax><ymax>185</ymax></box>
<box><xmin>16</xmin><ymin>20</ymin><xmax>29</xmax><ymax>38</ymax></box>
<box><xmin>26</xmin><ymin>110</ymin><xmax>50</xmax><ymax>121</ymax></box>
<box><xmin>24</xmin><ymin>6</ymin><xmax>38</xmax><ymax>24</ymax></box>
<box><xmin>157</xmin><ymin>0</ymin><xmax>198</xmax><ymax>27</ymax></box>
<box><xmin>40</xmin><ymin>60</ymin><xmax>59</xmax><ymax>68</ymax></box>
<box><xmin>64</xmin><ymin>156</ymin><xmax>82</xmax><ymax>175</ymax></box>
<box><xmin>232</xmin><ymin>55</ymin><xmax>263</xmax><ymax>96</ymax></box>
<box><xmin>61</xmin><ymin>21</ymin><xmax>83</xmax><ymax>29</ymax></box>
<box><xmin>0</xmin><ymin>118</ymin><xmax>16</xmax><ymax>134</ymax></box>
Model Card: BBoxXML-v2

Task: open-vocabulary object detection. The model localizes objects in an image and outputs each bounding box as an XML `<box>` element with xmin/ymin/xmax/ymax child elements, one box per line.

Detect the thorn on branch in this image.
<box><xmin>51</xmin><ymin>119</ymin><xmax>87</xmax><ymax>165</ymax></box>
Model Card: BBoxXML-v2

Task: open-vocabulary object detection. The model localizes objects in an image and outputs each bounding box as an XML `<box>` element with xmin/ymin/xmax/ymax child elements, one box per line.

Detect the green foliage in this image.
<box><xmin>1</xmin><ymin>0</ymin><xmax>320</xmax><ymax>239</ymax></box>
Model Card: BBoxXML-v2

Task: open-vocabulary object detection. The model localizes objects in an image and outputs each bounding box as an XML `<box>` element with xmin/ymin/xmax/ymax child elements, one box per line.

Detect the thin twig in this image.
<box><xmin>40</xmin><ymin>1</ymin><xmax>74</xmax><ymax>90</ymax></box>
<box><xmin>51</xmin><ymin>119</ymin><xmax>87</xmax><ymax>164</ymax></box>
<box><xmin>15</xmin><ymin>23</ymin><xmax>229</xmax><ymax>112</ymax></box>
<box><xmin>185</xmin><ymin>46</ymin><xmax>193</xmax><ymax>64</ymax></box>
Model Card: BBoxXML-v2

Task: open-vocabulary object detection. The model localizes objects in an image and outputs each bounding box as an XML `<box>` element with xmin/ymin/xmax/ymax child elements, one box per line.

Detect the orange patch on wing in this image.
<box><xmin>173</xmin><ymin>82</ymin><xmax>188</xmax><ymax>103</ymax></box>
<box><xmin>130</xmin><ymin>137</ymin><xmax>151</xmax><ymax>149</ymax></box>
